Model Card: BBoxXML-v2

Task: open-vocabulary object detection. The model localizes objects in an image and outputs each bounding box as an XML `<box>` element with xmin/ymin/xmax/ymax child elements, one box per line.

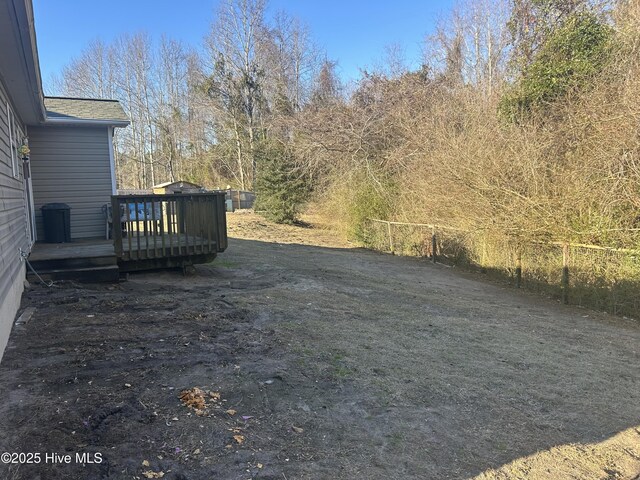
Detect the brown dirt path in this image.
<box><xmin>0</xmin><ymin>211</ymin><xmax>638</xmax><ymax>479</ymax></box>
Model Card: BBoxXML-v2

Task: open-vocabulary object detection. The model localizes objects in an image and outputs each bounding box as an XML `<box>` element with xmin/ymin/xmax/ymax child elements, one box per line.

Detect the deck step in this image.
<box><xmin>27</xmin><ymin>265</ymin><xmax>120</xmax><ymax>283</ymax></box>
<box><xmin>28</xmin><ymin>255</ymin><xmax>117</xmax><ymax>271</ymax></box>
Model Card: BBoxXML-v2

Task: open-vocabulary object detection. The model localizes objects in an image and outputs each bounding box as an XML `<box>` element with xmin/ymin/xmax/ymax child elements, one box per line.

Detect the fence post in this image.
<box><xmin>431</xmin><ymin>226</ymin><xmax>437</xmax><ymax>264</ymax></box>
<box><xmin>387</xmin><ymin>221</ymin><xmax>394</xmax><ymax>254</ymax></box>
<box><xmin>515</xmin><ymin>250</ymin><xmax>522</xmax><ymax>288</ymax></box>
<box><xmin>481</xmin><ymin>232</ymin><xmax>487</xmax><ymax>267</ymax></box>
<box><xmin>562</xmin><ymin>243</ymin><xmax>570</xmax><ymax>304</ymax></box>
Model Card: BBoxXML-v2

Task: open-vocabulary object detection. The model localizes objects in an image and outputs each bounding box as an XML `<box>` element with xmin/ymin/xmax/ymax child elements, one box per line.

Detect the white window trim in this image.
<box><xmin>7</xmin><ymin>101</ymin><xmax>20</xmax><ymax>179</ymax></box>
<box><xmin>108</xmin><ymin>127</ymin><xmax>117</xmax><ymax>194</ymax></box>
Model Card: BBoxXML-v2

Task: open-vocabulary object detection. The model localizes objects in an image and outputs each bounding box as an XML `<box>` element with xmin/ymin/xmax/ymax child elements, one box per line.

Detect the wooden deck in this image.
<box><xmin>111</xmin><ymin>192</ymin><xmax>227</xmax><ymax>272</ymax></box>
<box><xmin>28</xmin><ymin>240</ymin><xmax>119</xmax><ymax>282</ymax></box>
<box><xmin>117</xmin><ymin>233</ymin><xmax>219</xmax><ymax>272</ymax></box>
<box><xmin>117</xmin><ymin>233</ymin><xmax>216</xmax><ymax>261</ymax></box>
<box><xmin>27</xmin><ymin>192</ymin><xmax>227</xmax><ymax>281</ymax></box>
<box><xmin>29</xmin><ymin>240</ymin><xmax>116</xmax><ymax>262</ymax></box>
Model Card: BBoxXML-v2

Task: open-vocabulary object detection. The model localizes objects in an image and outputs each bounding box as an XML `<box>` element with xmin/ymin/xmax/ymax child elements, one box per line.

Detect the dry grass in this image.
<box><xmin>359</xmin><ymin>219</ymin><xmax>640</xmax><ymax>317</ymax></box>
<box><xmin>473</xmin><ymin>427</ymin><xmax>640</xmax><ymax>480</ymax></box>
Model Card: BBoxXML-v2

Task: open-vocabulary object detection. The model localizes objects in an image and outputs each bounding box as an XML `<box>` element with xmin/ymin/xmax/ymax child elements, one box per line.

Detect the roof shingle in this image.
<box><xmin>44</xmin><ymin>97</ymin><xmax>129</xmax><ymax>125</ymax></box>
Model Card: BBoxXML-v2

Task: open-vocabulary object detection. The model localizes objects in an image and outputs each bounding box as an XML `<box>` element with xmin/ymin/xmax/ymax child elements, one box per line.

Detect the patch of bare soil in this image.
<box><xmin>0</xmin><ymin>210</ymin><xmax>639</xmax><ymax>479</ymax></box>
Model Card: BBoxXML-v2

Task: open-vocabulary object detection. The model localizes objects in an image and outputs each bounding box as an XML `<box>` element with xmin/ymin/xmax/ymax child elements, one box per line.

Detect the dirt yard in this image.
<box><xmin>0</xmin><ymin>211</ymin><xmax>639</xmax><ymax>480</ymax></box>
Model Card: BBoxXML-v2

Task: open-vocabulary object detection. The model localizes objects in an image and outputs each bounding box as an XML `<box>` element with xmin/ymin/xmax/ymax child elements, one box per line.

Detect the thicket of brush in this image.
<box><xmin>301</xmin><ymin>1</ymin><xmax>640</xmax><ymax>316</ymax></box>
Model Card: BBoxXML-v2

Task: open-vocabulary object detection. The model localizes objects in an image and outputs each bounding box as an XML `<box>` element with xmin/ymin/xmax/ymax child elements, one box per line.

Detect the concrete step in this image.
<box><xmin>27</xmin><ymin>265</ymin><xmax>120</xmax><ymax>283</ymax></box>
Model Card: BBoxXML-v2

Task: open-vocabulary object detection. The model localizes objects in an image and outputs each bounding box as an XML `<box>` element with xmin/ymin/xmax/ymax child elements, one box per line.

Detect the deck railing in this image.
<box><xmin>110</xmin><ymin>192</ymin><xmax>227</xmax><ymax>262</ymax></box>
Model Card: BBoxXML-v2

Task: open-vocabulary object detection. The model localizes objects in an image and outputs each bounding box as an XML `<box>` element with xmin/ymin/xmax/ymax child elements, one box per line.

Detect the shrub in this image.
<box><xmin>254</xmin><ymin>140</ymin><xmax>310</xmax><ymax>224</ymax></box>
<box><xmin>346</xmin><ymin>173</ymin><xmax>394</xmax><ymax>243</ymax></box>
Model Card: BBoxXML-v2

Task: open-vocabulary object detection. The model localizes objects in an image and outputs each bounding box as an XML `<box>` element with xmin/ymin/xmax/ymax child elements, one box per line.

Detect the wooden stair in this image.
<box><xmin>27</xmin><ymin>241</ymin><xmax>120</xmax><ymax>283</ymax></box>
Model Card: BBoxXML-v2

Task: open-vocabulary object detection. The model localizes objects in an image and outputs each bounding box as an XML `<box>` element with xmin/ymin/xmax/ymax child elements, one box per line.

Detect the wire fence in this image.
<box><xmin>364</xmin><ymin>218</ymin><xmax>640</xmax><ymax>317</ymax></box>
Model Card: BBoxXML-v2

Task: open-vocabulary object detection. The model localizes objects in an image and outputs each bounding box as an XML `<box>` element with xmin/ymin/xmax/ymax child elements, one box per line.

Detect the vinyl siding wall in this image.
<box><xmin>0</xmin><ymin>79</ymin><xmax>29</xmax><ymax>361</ymax></box>
<box><xmin>29</xmin><ymin>125</ymin><xmax>113</xmax><ymax>240</ymax></box>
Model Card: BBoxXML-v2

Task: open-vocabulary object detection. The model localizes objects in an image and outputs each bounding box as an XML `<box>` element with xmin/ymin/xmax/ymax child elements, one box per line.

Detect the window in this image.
<box><xmin>7</xmin><ymin>102</ymin><xmax>20</xmax><ymax>179</ymax></box>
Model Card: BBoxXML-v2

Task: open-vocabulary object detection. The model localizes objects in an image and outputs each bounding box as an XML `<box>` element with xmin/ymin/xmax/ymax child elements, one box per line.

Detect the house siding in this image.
<box><xmin>29</xmin><ymin>125</ymin><xmax>113</xmax><ymax>240</ymax></box>
<box><xmin>0</xmin><ymin>78</ymin><xmax>29</xmax><ymax>361</ymax></box>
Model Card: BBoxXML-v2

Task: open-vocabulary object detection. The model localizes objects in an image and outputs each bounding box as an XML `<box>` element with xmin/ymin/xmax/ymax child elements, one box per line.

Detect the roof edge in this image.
<box><xmin>45</xmin><ymin>117</ymin><xmax>130</xmax><ymax>127</ymax></box>
<box><xmin>6</xmin><ymin>0</ymin><xmax>46</xmax><ymax>123</ymax></box>
<box><xmin>44</xmin><ymin>95</ymin><xmax>122</xmax><ymax>103</ymax></box>
<box><xmin>22</xmin><ymin>0</ymin><xmax>46</xmax><ymax>122</ymax></box>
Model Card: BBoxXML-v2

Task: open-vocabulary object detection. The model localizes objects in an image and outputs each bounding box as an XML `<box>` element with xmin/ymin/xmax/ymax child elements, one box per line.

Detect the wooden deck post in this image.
<box><xmin>387</xmin><ymin>221</ymin><xmax>394</xmax><ymax>254</ymax></box>
<box><xmin>111</xmin><ymin>196</ymin><xmax>123</xmax><ymax>257</ymax></box>
<box><xmin>515</xmin><ymin>250</ymin><xmax>522</xmax><ymax>288</ymax></box>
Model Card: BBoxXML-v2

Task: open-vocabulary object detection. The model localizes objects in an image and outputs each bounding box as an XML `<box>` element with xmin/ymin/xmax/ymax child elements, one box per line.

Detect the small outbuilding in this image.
<box><xmin>227</xmin><ymin>189</ymin><xmax>256</xmax><ymax>209</ymax></box>
<box><xmin>152</xmin><ymin>181</ymin><xmax>204</xmax><ymax>194</ymax></box>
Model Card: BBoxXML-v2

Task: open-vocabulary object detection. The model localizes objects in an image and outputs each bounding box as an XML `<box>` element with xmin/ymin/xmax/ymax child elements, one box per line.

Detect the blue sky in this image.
<box><xmin>33</xmin><ymin>0</ymin><xmax>455</xmax><ymax>87</ymax></box>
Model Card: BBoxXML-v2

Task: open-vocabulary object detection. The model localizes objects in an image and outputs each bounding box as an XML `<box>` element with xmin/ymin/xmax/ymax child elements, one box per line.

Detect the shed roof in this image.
<box><xmin>152</xmin><ymin>181</ymin><xmax>203</xmax><ymax>189</ymax></box>
<box><xmin>44</xmin><ymin>97</ymin><xmax>129</xmax><ymax>126</ymax></box>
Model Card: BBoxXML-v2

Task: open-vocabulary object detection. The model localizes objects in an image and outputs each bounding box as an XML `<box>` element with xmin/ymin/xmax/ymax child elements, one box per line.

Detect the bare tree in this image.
<box><xmin>426</xmin><ymin>0</ymin><xmax>510</xmax><ymax>95</ymax></box>
<box><xmin>261</xmin><ymin>11</ymin><xmax>319</xmax><ymax>112</ymax></box>
<box><xmin>205</xmin><ymin>0</ymin><xmax>267</xmax><ymax>189</ymax></box>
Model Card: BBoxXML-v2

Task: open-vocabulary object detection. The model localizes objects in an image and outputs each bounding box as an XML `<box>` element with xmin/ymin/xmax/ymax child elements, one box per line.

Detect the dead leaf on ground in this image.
<box><xmin>291</xmin><ymin>426</ymin><xmax>304</xmax><ymax>433</ymax></box>
<box><xmin>178</xmin><ymin>387</ymin><xmax>225</xmax><ymax>417</ymax></box>
<box><xmin>225</xmin><ymin>409</ymin><xmax>237</xmax><ymax>416</ymax></box>
<box><xmin>179</xmin><ymin>387</ymin><xmax>207</xmax><ymax>411</ymax></box>
<box><xmin>142</xmin><ymin>470</ymin><xmax>165</xmax><ymax>479</ymax></box>
<box><xmin>142</xmin><ymin>459</ymin><xmax>150</xmax><ymax>467</ymax></box>
<box><xmin>233</xmin><ymin>434</ymin><xmax>245</xmax><ymax>444</ymax></box>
